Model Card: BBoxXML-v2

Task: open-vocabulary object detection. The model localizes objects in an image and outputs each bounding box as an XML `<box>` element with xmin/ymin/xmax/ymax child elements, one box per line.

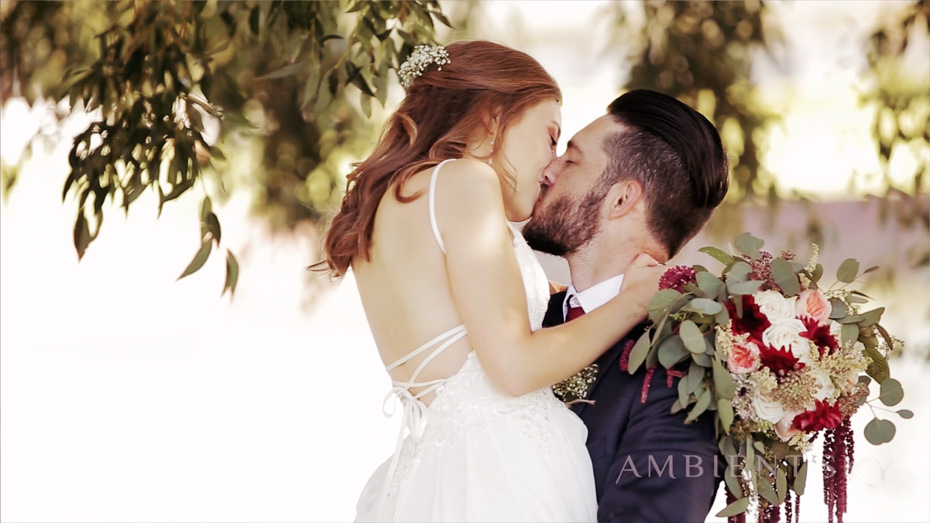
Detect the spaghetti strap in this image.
<box><xmin>428</xmin><ymin>159</ymin><xmax>456</xmax><ymax>254</ymax></box>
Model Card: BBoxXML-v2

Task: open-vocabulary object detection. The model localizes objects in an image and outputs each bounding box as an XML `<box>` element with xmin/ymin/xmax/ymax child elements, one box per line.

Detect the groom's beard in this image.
<box><xmin>524</xmin><ymin>186</ymin><xmax>604</xmax><ymax>257</ymax></box>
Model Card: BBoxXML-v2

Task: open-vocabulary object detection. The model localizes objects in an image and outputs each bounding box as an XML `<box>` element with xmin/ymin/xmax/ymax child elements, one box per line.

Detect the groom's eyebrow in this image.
<box><xmin>566</xmin><ymin>140</ymin><xmax>585</xmax><ymax>159</ymax></box>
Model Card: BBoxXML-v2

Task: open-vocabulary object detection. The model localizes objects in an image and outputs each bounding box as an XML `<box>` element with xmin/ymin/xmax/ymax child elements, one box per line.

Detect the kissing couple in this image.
<box><xmin>321</xmin><ymin>40</ymin><xmax>730</xmax><ymax>522</ymax></box>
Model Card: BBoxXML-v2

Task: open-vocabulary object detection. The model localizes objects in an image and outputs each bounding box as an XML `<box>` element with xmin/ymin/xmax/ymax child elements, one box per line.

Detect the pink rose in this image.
<box><xmin>728</xmin><ymin>339</ymin><xmax>761</xmax><ymax>375</ymax></box>
<box><xmin>796</xmin><ymin>289</ymin><xmax>831</xmax><ymax>325</ymax></box>
<box><xmin>775</xmin><ymin>412</ymin><xmax>802</xmax><ymax>441</ymax></box>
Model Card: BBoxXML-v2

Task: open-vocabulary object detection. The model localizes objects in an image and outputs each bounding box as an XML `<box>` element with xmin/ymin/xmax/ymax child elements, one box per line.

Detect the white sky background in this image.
<box><xmin>1</xmin><ymin>1</ymin><xmax>928</xmax><ymax>522</ymax></box>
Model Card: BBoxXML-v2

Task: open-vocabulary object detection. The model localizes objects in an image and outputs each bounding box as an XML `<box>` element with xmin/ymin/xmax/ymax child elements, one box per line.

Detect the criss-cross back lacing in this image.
<box><xmin>373</xmin><ymin>159</ymin><xmax>468</xmax><ymax>520</ymax></box>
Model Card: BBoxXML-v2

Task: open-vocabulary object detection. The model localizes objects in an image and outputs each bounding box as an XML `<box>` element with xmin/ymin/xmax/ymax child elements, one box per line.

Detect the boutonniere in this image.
<box><xmin>553</xmin><ymin>364</ymin><xmax>598</xmax><ymax>404</ymax></box>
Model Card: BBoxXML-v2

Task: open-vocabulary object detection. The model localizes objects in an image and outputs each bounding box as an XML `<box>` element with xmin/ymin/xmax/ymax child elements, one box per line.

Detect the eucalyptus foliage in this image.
<box><xmin>1</xmin><ymin>0</ymin><xmax>450</xmax><ymax>293</ymax></box>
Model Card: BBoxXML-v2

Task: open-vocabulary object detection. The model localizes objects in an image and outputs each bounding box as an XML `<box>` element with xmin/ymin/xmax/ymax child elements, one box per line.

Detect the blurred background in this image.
<box><xmin>1</xmin><ymin>1</ymin><xmax>927</xmax><ymax>521</ymax></box>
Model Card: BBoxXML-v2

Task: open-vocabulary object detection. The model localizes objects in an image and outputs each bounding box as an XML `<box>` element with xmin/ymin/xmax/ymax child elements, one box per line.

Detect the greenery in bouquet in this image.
<box><xmin>627</xmin><ymin>233</ymin><xmax>908</xmax><ymax>523</ymax></box>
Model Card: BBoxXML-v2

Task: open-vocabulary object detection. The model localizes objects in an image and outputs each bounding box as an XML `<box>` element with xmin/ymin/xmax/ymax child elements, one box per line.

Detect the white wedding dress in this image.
<box><xmin>355</xmin><ymin>160</ymin><xmax>597</xmax><ymax>522</ymax></box>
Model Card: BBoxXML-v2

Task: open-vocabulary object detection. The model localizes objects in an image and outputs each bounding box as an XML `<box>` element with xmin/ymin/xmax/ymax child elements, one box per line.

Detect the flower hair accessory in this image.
<box><xmin>398</xmin><ymin>44</ymin><xmax>451</xmax><ymax>89</ymax></box>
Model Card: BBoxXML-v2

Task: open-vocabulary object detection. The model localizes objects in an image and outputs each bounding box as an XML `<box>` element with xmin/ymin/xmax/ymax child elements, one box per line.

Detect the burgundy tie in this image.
<box><xmin>566</xmin><ymin>295</ymin><xmax>585</xmax><ymax>322</ymax></box>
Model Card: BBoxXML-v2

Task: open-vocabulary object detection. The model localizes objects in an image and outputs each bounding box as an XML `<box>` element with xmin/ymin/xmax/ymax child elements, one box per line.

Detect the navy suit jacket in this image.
<box><xmin>545</xmin><ymin>291</ymin><xmax>723</xmax><ymax>523</ymax></box>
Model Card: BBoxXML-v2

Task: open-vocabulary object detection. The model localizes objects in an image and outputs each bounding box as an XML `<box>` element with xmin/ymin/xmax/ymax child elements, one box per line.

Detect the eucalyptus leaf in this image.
<box><xmin>700</xmin><ymin>246</ymin><xmax>735</xmax><ymax>266</ymax></box>
<box><xmin>693</xmin><ymin>352</ymin><xmax>713</xmax><ymax>367</ymax></box>
<box><xmin>879</xmin><ymin>378</ymin><xmax>904</xmax><ymax>406</ymax></box>
<box><xmin>794</xmin><ymin>460</ymin><xmax>808</xmax><ymax>495</ymax></box>
<box><xmin>717</xmin><ymin>398</ymin><xmax>734</xmax><ymax>433</ymax></box>
<box><xmin>649</xmin><ymin>288</ymin><xmax>683</xmax><ymax>314</ymax></box>
<box><xmin>859</xmin><ymin>307</ymin><xmax>885</xmax><ymax>326</ymax></box>
<box><xmin>713</xmin><ymin>358</ymin><xmax>736</xmax><ymax>399</ymax></box>
<box><xmin>679</xmin><ymin>321</ymin><xmax>706</xmax><ymax>354</ymax></box>
<box><xmin>728</xmin><ymin>280</ymin><xmax>764</xmax><ymax>296</ymax></box>
<box><xmin>735</xmin><ymin>232</ymin><xmax>764</xmax><ymax>259</ymax></box>
<box><xmin>686</xmin><ymin>387</ymin><xmax>711</xmax><ymax>423</ymax></box>
<box><xmin>776</xmin><ymin>467</ymin><xmax>788</xmax><ymax>503</ymax></box>
<box><xmin>757</xmin><ymin>473</ymin><xmax>779</xmax><ymax>505</ymax></box>
<box><xmin>715</xmin><ymin>497</ymin><xmax>749</xmax><ymax>518</ymax></box>
<box><xmin>659</xmin><ymin>336</ymin><xmax>690</xmax><ymax>369</ymax></box>
<box><xmin>689</xmin><ymin>298</ymin><xmax>724</xmax><ymax>315</ymax></box>
<box><xmin>178</xmin><ymin>240</ymin><xmax>212</xmax><ymax>280</ymax></box>
<box><xmin>727</xmin><ymin>261</ymin><xmax>752</xmax><ymax>283</ymax></box>
<box><xmin>223</xmin><ymin>249</ymin><xmax>239</xmax><ymax>296</ymax></box>
<box><xmin>841</xmin><ymin>323</ymin><xmax>860</xmax><ymax>345</ymax></box>
<box><xmin>897</xmin><ymin>409</ymin><xmax>914</xmax><ymax>419</ymax></box>
<box><xmin>829</xmin><ymin>298</ymin><xmax>848</xmax><ymax>319</ymax></box>
<box><xmin>836</xmin><ymin>258</ymin><xmax>860</xmax><ymax>283</ymax></box>
<box><xmin>627</xmin><ymin>331</ymin><xmax>652</xmax><ymax>374</ymax></box>
<box><xmin>864</xmin><ymin>346</ymin><xmax>891</xmax><ymax>383</ymax></box>
<box><xmin>771</xmin><ymin>257</ymin><xmax>800</xmax><ymax>296</ymax></box>
<box><xmin>864</xmin><ymin>417</ymin><xmax>896</xmax><ymax>444</ymax></box>
<box><xmin>696</xmin><ymin>271</ymin><xmax>724</xmax><ymax>296</ymax></box>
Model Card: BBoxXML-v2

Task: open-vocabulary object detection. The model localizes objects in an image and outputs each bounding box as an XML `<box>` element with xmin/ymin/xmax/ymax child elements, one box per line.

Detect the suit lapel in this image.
<box><xmin>543</xmin><ymin>291</ymin><xmax>567</xmax><ymax>328</ymax></box>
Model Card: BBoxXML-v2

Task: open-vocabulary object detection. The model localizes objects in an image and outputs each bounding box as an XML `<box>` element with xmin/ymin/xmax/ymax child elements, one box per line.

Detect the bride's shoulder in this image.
<box><xmin>437</xmin><ymin>158</ymin><xmax>502</xmax><ymax>198</ymax></box>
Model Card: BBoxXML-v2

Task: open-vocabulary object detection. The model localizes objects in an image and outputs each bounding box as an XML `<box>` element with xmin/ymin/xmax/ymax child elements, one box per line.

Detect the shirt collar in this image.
<box><xmin>562</xmin><ymin>274</ymin><xmax>625</xmax><ymax>320</ymax></box>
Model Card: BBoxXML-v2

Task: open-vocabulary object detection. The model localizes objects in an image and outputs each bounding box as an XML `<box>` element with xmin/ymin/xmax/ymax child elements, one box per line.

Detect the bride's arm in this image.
<box><xmin>439</xmin><ymin>160</ymin><xmax>662</xmax><ymax>397</ymax></box>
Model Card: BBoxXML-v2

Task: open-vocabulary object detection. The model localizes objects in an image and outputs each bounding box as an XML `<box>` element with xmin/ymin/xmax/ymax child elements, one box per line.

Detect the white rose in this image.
<box><xmin>754</xmin><ymin>290</ymin><xmax>797</xmax><ymax>323</ymax></box>
<box><xmin>762</xmin><ymin>318</ymin><xmax>812</xmax><ymax>365</ymax></box>
<box><xmin>810</xmin><ymin>370</ymin><xmax>836</xmax><ymax>402</ymax></box>
<box><xmin>751</xmin><ymin>390</ymin><xmax>788</xmax><ymax>424</ymax></box>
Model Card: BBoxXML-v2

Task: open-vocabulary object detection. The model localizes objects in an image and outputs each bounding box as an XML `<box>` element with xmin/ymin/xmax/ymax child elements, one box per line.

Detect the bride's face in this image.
<box><xmin>496</xmin><ymin>99</ymin><xmax>562</xmax><ymax>222</ymax></box>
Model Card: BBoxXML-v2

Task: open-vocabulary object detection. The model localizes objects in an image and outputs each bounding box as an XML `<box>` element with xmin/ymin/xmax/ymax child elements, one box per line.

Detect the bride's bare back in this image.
<box><xmin>352</xmin><ymin>163</ymin><xmax>474</xmax><ymax>402</ymax></box>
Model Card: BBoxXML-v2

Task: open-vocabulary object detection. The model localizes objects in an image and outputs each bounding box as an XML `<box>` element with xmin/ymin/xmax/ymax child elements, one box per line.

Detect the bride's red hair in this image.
<box><xmin>322</xmin><ymin>40</ymin><xmax>560</xmax><ymax>276</ymax></box>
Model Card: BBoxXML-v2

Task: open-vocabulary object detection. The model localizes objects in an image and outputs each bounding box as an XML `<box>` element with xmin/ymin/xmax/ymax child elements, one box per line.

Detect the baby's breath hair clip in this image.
<box><xmin>398</xmin><ymin>44</ymin><xmax>451</xmax><ymax>89</ymax></box>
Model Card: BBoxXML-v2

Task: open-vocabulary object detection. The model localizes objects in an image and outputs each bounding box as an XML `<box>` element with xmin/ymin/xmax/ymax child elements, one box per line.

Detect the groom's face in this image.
<box><xmin>523</xmin><ymin>115</ymin><xmax>623</xmax><ymax>256</ymax></box>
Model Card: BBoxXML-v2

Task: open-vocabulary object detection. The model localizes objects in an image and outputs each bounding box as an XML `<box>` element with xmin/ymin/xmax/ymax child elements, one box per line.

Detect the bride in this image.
<box><xmin>322</xmin><ymin>41</ymin><xmax>663</xmax><ymax>522</ymax></box>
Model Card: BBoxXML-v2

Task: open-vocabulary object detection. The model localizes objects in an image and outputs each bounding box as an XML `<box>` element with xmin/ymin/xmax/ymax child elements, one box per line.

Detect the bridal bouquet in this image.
<box><xmin>628</xmin><ymin>233</ymin><xmax>908</xmax><ymax>523</ymax></box>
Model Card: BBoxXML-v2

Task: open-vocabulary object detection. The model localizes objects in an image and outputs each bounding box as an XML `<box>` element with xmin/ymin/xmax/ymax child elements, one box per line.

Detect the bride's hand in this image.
<box><xmin>619</xmin><ymin>253</ymin><xmax>666</xmax><ymax>316</ymax></box>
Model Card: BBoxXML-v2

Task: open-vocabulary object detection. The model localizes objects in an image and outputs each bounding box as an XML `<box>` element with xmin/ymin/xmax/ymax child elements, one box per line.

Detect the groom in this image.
<box><xmin>524</xmin><ymin>89</ymin><xmax>730</xmax><ymax>522</ymax></box>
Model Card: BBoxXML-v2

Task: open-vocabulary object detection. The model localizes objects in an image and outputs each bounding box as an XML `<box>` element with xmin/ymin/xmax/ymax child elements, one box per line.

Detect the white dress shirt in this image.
<box><xmin>562</xmin><ymin>274</ymin><xmax>625</xmax><ymax>321</ymax></box>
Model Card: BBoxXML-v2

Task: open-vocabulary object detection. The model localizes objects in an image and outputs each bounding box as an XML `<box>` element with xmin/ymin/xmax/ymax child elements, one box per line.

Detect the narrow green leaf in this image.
<box><xmin>680</xmin><ymin>321</ymin><xmax>706</xmax><ymax>354</ymax></box>
<box><xmin>178</xmin><ymin>240</ymin><xmax>212</xmax><ymax>280</ymax></box>
<box><xmin>627</xmin><ymin>330</ymin><xmax>652</xmax><ymax>374</ymax></box>
<box><xmin>794</xmin><ymin>460</ymin><xmax>808</xmax><ymax>495</ymax></box>
<box><xmin>879</xmin><ymin>378</ymin><xmax>904</xmax><ymax>406</ymax></box>
<box><xmin>686</xmin><ymin>387</ymin><xmax>711</xmax><ymax>423</ymax></box>
<box><xmin>757</xmin><ymin>474</ymin><xmax>779</xmax><ymax>505</ymax></box>
<box><xmin>715</xmin><ymin>497</ymin><xmax>749</xmax><ymax>518</ymax></box>
<box><xmin>724</xmin><ymin>465</ymin><xmax>743</xmax><ymax>502</ymax></box>
<box><xmin>771</xmin><ymin>257</ymin><xmax>800</xmax><ymax>296</ymax></box>
<box><xmin>735</xmin><ymin>233</ymin><xmax>764</xmax><ymax>259</ymax></box>
<box><xmin>717</xmin><ymin>398</ymin><xmax>734</xmax><ymax>433</ymax></box>
<box><xmin>836</xmin><ymin>258</ymin><xmax>860</xmax><ymax>283</ymax></box>
<box><xmin>257</xmin><ymin>59</ymin><xmax>311</xmax><ymax>80</ymax></box>
<box><xmin>687</xmin><ymin>363</ymin><xmax>705</xmax><ymax>394</ymax></box>
<box><xmin>700</xmin><ymin>246</ymin><xmax>735</xmax><ymax>266</ymax></box>
<box><xmin>713</xmin><ymin>358</ymin><xmax>736</xmax><ymax>399</ymax></box>
<box><xmin>73</xmin><ymin>212</ymin><xmax>90</xmax><ymax>260</ymax></box>
<box><xmin>776</xmin><ymin>467</ymin><xmax>788</xmax><ymax>503</ymax></box>
<box><xmin>223</xmin><ymin>250</ymin><xmax>239</xmax><ymax>296</ymax></box>
<box><xmin>677</xmin><ymin>374</ymin><xmax>690</xmax><ymax>408</ymax></box>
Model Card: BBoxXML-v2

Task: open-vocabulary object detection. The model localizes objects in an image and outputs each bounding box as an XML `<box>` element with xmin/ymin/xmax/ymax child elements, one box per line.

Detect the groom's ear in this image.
<box><xmin>606</xmin><ymin>180</ymin><xmax>644</xmax><ymax>219</ymax></box>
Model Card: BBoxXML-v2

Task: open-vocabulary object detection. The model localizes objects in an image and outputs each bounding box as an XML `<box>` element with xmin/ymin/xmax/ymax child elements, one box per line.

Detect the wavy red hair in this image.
<box><xmin>322</xmin><ymin>40</ymin><xmax>560</xmax><ymax>275</ymax></box>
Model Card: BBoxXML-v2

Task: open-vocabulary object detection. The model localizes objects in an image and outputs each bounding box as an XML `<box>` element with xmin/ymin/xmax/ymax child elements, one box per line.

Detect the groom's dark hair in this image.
<box><xmin>598</xmin><ymin>89</ymin><xmax>729</xmax><ymax>257</ymax></box>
